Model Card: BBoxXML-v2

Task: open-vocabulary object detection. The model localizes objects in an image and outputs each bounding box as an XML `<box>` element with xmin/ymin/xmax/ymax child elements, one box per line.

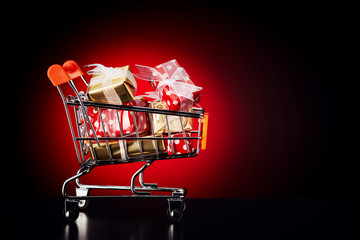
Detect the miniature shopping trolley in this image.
<box><xmin>47</xmin><ymin>60</ymin><xmax>208</xmax><ymax>222</ymax></box>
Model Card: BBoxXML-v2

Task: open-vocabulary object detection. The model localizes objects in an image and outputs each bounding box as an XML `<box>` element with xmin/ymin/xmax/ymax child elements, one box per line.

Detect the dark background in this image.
<box><xmin>5</xmin><ymin>2</ymin><xmax>357</xmax><ymax>198</ymax></box>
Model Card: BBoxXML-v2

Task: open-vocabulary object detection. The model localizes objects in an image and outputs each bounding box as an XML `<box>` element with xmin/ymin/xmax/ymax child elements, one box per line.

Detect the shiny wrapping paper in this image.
<box><xmin>89</xmin><ymin>137</ymin><xmax>165</xmax><ymax>161</ymax></box>
<box><xmin>164</xmin><ymin>132</ymin><xmax>194</xmax><ymax>155</ymax></box>
<box><xmin>152</xmin><ymin>60</ymin><xmax>201</xmax><ymax>104</ymax></box>
<box><xmin>150</xmin><ymin>101</ymin><xmax>193</xmax><ymax>135</ymax></box>
<box><xmin>134</xmin><ymin>59</ymin><xmax>202</xmax><ymax>111</ymax></box>
<box><xmin>87</xmin><ymin>65</ymin><xmax>136</xmax><ymax>104</ymax></box>
<box><xmin>85</xmin><ymin>97</ymin><xmax>151</xmax><ymax>138</ymax></box>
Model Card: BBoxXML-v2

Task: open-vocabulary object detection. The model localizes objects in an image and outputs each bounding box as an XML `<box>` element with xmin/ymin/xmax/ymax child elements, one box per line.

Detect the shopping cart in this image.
<box><xmin>47</xmin><ymin>60</ymin><xmax>208</xmax><ymax>222</ymax></box>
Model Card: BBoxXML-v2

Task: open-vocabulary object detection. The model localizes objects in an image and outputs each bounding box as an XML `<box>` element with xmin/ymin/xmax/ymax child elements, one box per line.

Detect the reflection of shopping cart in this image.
<box><xmin>47</xmin><ymin>61</ymin><xmax>208</xmax><ymax>222</ymax></box>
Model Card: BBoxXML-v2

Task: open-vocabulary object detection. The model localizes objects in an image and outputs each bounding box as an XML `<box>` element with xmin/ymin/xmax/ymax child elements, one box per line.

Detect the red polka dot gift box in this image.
<box><xmin>85</xmin><ymin>97</ymin><xmax>151</xmax><ymax>138</ymax></box>
<box><xmin>164</xmin><ymin>132</ymin><xmax>194</xmax><ymax>156</ymax></box>
<box><xmin>134</xmin><ymin>59</ymin><xmax>202</xmax><ymax>111</ymax></box>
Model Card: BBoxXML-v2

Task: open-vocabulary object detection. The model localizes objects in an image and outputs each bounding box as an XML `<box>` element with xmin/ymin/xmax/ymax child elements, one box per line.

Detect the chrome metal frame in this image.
<box><xmin>56</xmin><ymin>77</ymin><xmax>204</xmax><ymax>221</ymax></box>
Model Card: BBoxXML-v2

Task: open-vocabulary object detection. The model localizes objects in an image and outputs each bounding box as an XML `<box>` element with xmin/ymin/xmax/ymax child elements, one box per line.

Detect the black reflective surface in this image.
<box><xmin>3</xmin><ymin>198</ymin><xmax>359</xmax><ymax>239</ymax></box>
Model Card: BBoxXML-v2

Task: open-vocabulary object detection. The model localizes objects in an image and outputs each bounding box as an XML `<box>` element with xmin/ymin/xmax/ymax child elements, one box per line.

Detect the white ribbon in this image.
<box><xmin>86</xmin><ymin>64</ymin><xmax>137</xmax><ymax>105</ymax></box>
<box><xmin>134</xmin><ymin>60</ymin><xmax>202</xmax><ymax>111</ymax></box>
<box><xmin>119</xmin><ymin>140</ymin><xmax>127</xmax><ymax>160</ymax></box>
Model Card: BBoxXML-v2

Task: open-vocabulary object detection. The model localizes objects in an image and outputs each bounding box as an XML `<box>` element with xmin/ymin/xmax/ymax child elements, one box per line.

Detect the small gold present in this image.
<box><xmin>150</xmin><ymin>101</ymin><xmax>193</xmax><ymax>135</ymax></box>
<box><xmin>87</xmin><ymin>65</ymin><xmax>136</xmax><ymax>104</ymax></box>
<box><xmin>89</xmin><ymin>137</ymin><xmax>165</xmax><ymax>161</ymax></box>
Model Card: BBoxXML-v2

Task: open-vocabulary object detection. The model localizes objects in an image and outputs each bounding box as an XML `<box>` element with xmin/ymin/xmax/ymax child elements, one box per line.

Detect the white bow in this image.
<box><xmin>133</xmin><ymin>61</ymin><xmax>202</xmax><ymax>110</ymax></box>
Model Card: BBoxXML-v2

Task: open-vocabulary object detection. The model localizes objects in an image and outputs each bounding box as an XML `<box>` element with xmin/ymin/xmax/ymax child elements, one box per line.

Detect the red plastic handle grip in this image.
<box><xmin>63</xmin><ymin>60</ymin><xmax>84</xmax><ymax>80</ymax></box>
<box><xmin>47</xmin><ymin>64</ymin><xmax>72</xmax><ymax>86</ymax></box>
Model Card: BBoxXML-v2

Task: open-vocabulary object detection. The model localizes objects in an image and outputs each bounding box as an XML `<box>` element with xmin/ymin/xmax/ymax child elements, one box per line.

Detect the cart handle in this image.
<box><xmin>47</xmin><ymin>64</ymin><xmax>72</xmax><ymax>86</ymax></box>
<box><xmin>63</xmin><ymin>60</ymin><xmax>84</xmax><ymax>80</ymax></box>
<box><xmin>201</xmin><ymin>112</ymin><xmax>209</xmax><ymax>150</ymax></box>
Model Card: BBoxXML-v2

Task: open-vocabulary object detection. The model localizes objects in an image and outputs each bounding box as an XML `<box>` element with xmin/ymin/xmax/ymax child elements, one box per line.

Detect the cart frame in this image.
<box><xmin>48</xmin><ymin>63</ymin><xmax>205</xmax><ymax>222</ymax></box>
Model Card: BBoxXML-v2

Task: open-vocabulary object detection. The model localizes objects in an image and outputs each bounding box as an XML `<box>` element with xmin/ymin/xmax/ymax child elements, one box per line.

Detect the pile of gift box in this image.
<box><xmin>81</xmin><ymin>60</ymin><xmax>203</xmax><ymax>161</ymax></box>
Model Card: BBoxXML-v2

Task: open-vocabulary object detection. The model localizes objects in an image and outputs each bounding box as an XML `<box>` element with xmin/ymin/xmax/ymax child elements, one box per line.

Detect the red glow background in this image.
<box><xmin>7</xmin><ymin>3</ymin><xmax>356</xmax><ymax>198</ymax></box>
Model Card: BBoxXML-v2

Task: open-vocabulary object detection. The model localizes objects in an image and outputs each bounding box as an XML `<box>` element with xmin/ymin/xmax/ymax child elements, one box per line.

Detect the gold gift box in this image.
<box><xmin>150</xmin><ymin>101</ymin><xmax>193</xmax><ymax>134</ymax></box>
<box><xmin>89</xmin><ymin>137</ymin><xmax>165</xmax><ymax>161</ymax></box>
<box><xmin>87</xmin><ymin>65</ymin><xmax>136</xmax><ymax>104</ymax></box>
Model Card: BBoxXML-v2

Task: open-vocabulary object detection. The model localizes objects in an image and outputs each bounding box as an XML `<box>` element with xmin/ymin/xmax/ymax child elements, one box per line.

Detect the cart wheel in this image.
<box><xmin>78</xmin><ymin>200</ymin><xmax>89</xmax><ymax>210</ymax></box>
<box><xmin>62</xmin><ymin>209</ymin><xmax>79</xmax><ymax>222</ymax></box>
<box><xmin>167</xmin><ymin>209</ymin><xmax>183</xmax><ymax>222</ymax></box>
<box><xmin>167</xmin><ymin>198</ymin><xmax>186</xmax><ymax>222</ymax></box>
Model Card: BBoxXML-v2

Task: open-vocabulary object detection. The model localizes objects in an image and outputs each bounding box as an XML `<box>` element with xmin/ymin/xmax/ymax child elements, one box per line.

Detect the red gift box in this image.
<box><xmin>86</xmin><ymin>107</ymin><xmax>107</xmax><ymax>138</ymax></box>
<box><xmin>153</xmin><ymin>60</ymin><xmax>201</xmax><ymax>104</ymax></box>
<box><xmin>85</xmin><ymin>97</ymin><xmax>151</xmax><ymax>138</ymax></box>
<box><xmin>164</xmin><ymin>132</ymin><xmax>194</xmax><ymax>155</ymax></box>
<box><xmin>134</xmin><ymin>59</ymin><xmax>202</xmax><ymax>111</ymax></box>
<box><xmin>161</xmin><ymin>85</ymin><xmax>194</xmax><ymax>112</ymax></box>
<box><xmin>120</xmin><ymin>97</ymin><xmax>151</xmax><ymax>135</ymax></box>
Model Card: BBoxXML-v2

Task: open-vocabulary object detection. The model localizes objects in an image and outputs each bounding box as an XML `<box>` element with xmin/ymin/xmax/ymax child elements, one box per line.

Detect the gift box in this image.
<box><xmin>161</xmin><ymin>85</ymin><xmax>193</xmax><ymax>112</ymax></box>
<box><xmin>164</xmin><ymin>132</ymin><xmax>194</xmax><ymax>155</ymax></box>
<box><xmin>86</xmin><ymin>106</ymin><xmax>109</xmax><ymax>138</ymax></box>
<box><xmin>87</xmin><ymin>64</ymin><xmax>137</xmax><ymax>104</ymax></box>
<box><xmin>134</xmin><ymin>59</ymin><xmax>202</xmax><ymax>111</ymax></box>
<box><xmin>153</xmin><ymin>60</ymin><xmax>201</xmax><ymax>104</ymax></box>
<box><xmin>149</xmin><ymin>101</ymin><xmax>192</xmax><ymax>135</ymax></box>
<box><xmin>121</xmin><ymin>97</ymin><xmax>151</xmax><ymax>135</ymax></box>
<box><xmin>89</xmin><ymin>137</ymin><xmax>166</xmax><ymax>161</ymax></box>
<box><xmin>85</xmin><ymin>97</ymin><xmax>151</xmax><ymax>138</ymax></box>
